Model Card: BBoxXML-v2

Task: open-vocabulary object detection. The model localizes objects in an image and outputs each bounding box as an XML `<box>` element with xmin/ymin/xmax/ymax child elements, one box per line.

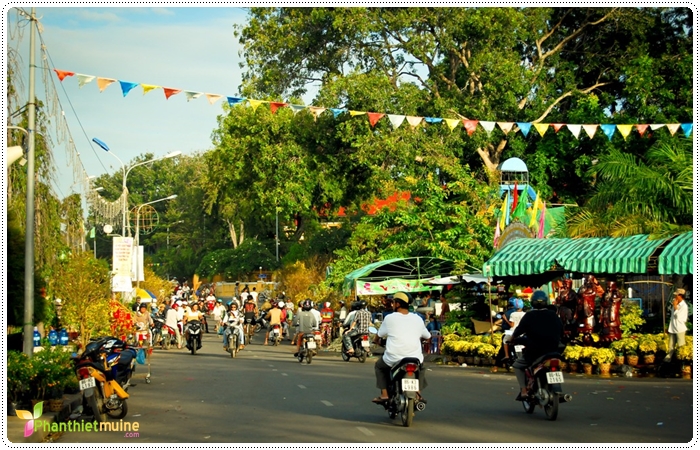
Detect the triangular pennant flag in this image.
<box><xmin>582</xmin><ymin>124</ymin><xmax>598</xmax><ymax>139</ymax></box>
<box><xmin>493</xmin><ymin>220</ymin><xmax>501</xmax><ymax>248</ymax></box>
<box><xmin>499</xmin><ymin>191</ymin><xmax>508</xmax><ymax>230</ymax></box>
<box><xmin>53</xmin><ymin>69</ymin><xmax>75</xmax><ymax>81</ymax></box>
<box><xmin>387</xmin><ymin>114</ymin><xmax>405</xmax><ymax>130</ymax></box>
<box><xmin>76</xmin><ymin>74</ymin><xmax>95</xmax><ymax>88</ymax></box>
<box><xmin>681</xmin><ymin>123</ymin><xmax>693</xmax><ymax>137</ymax></box>
<box><xmin>308</xmin><ymin>106</ymin><xmax>327</xmax><ymax>119</ymax></box>
<box><xmin>463</xmin><ymin>119</ymin><xmax>479</xmax><ymax>136</ymax></box>
<box><xmin>538</xmin><ymin>200</ymin><xmax>547</xmax><ymax>238</ymax></box>
<box><xmin>566</xmin><ymin>124</ymin><xmax>582</xmax><ymax>139</ymax></box>
<box><xmin>635</xmin><ymin>124</ymin><xmax>649</xmax><ymax>136</ymax></box>
<box><xmin>248</xmin><ymin>99</ymin><xmax>264</xmax><ymax>110</ymax></box>
<box><xmin>552</xmin><ymin>123</ymin><xmax>565</xmax><ymax>133</ymax></box>
<box><xmin>528</xmin><ymin>192</ymin><xmax>541</xmax><ymax>228</ymax></box>
<box><xmin>349</xmin><ymin>110</ymin><xmax>366</xmax><ymax>116</ymax></box>
<box><xmin>497</xmin><ymin>122</ymin><xmax>514</xmax><ymax>134</ymax></box>
<box><xmin>96</xmin><ymin>77</ymin><xmax>116</xmax><ymax>92</ymax></box>
<box><xmin>184</xmin><ymin>91</ymin><xmax>203</xmax><ymax>102</ymax></box>
<box><xmin>649</xmin><ymin>124</ymin><xmax>665</xmax><ymax>130</ymax></box>
<box><xmin>118</xmin><ymin>81</ymin><xmax>139</xmax><ymax>97</ymax></box>
<box><xmin>424</xmin><ymin>117</ymin><xmax>443</xmax><ymax>124</ymax></box>
<box><xmin>480</xmin><ymin>121</ymin><xmax>496</xmax><ymax>135</ymax></box>
<box><xmin>666</xmin><ymin>124</ymin><xmax>681</xmax><ymax>136</ymax></box>
<box><xmin>141</xmin><ymin>84</ymin><xmax>160</xmax><ymax>95</ymax></box>
<box><xmin>163</xmin><ymin>88</ymin><xmax>182</xmax><ymax>100</ymax></box>
<box><xmin>269</xmin><ymin>102</ymin><xmax>288</xmax><ymax>114</ymax></box>
<box><xmin>227</xmin><ymin>97</ymin><xmax>246</xmax><ymax>107</ymax></box>
<box><xmin>406</xmin><ymin>116</ymin><xmax>423</xmax><ymax>128</ymax></box>
<box><xmin>516</xmin><ymin>122</ymin><xmax>531</xmax><ymax>137</ymax></box>
<box><xmin>510</xmin><ymin>181</ymin><xmax>519</xmax><ymax>214</ymax></box>
<box><xmin>330</xmin><ymin>108</ymin><xmax>347</xmax><ymax>118</ymax></box>
<box><xmin>206</xmin><ymin>93</ymin><xmax>223</xmax><ymax>105</ymax></box>
<box><xmin>444</xmin><ymin>118</ymin><xmax>460</xmax><ymax>131</ymax></box>
<box><xmin>533</xmin><ymin>123</ymin><xmax>549</xmax><ymax>137</ymax></box>
<box><xmin>600</xmin><ymin>124</ymin><xmax>617</xmax><ymax>141</ymax></box>
<box><xmin>290</xmin><ymin>105</ymin><xmax>306</xmax><ymax>115</ymax></box>
<box><xmin>367</xmin><ymin>112</ymin><xmax>385</xmax><ymax>127</ymax></box>
<box><xmin>617</xmin><ymin>124</ymin><xmax>633</xmax><ymax>140</ymax></box>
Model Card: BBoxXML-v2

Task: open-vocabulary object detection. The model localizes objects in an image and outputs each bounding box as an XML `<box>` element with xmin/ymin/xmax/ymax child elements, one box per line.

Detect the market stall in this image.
<box><xmin>342</xmin><ymin>257</ymin><xmax>454</xmax><ymax>297</ymax></box>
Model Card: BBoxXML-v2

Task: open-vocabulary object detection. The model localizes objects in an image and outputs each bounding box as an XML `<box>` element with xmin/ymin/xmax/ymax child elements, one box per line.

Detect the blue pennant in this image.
<box><xmin>424</xmin><ymin>117</ymin><xmax>443</xmax><ymax>124</ymax></box>
<box><xmin>681</xmin><ymin>123</ymin><xmax>693</xmax><ymax>137</ymax></box>
<box><xmin>516</xmin><ymin>122</ymin><xmax>531</xmax><ymax>137</ymax></box>
<box><xmin>119</xmin><ymin>81</ymin><xmax>139</xmax><ymax>97</ymax></box>
<box><xmin>330</xmin><ymin>108</ymin><xmax>347</xmax><ymax>118</ymax></box>
<box><xmin>600</xmin><ymin>124</ymin><xmax>617</xmax><ymax>141</ymax></box>
<box><xmin>227</xmin><ymin>97</ymin><xmax>246</xmax><ymax>107</ymax></box>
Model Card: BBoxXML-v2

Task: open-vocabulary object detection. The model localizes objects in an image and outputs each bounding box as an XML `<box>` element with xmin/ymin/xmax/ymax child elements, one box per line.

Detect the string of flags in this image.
<box><xmin>54</xmin><ymin>68</ymin><xmax>694</xmax><ymax>140</ymax></box>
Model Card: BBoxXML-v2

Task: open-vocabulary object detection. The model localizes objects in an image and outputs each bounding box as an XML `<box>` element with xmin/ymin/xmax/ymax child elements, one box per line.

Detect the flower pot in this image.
<box><xmin>626</xmin><ymin>355</ymin><xmax>639</xmax><ymax>366</ymax></box>
<box><xmin>582</xmin><ymin>363</ymin><xmax>593</xmax><ymax>375</ymax></box>
<box><xmin>599</xmin><ymin>363</ymin><xmax>612</xmax><ymax>376</ymax></box>
<box><xmin>48</xmin><ymin>398</ymin><xmax>64</xmax><ymax>412</ymax></box>
<box><xmin>643</xmin><ymin>354</ymin><xmax>655</xmax><ymax>365</ymax></box>
<box><xmin>681</xmin><ymin>364</ymin><xmax>692</xmax><ymax>379</ymax></box>
<box><xmin>456</xmin><ymin>356</ymin><xmax>466</xmax><ymax>365</ymax></box>
<box><xmin>559</xmin><ymin>361</ymin><xmax>568</xmax><ymax>372</ymax></box>
<box><xmin>614</xmin><ymin>355</ymin><xmax>625</xmax><ymax>365</ymax></box>
<box><xmin>472</xmin><ymin>356</ymin><xmax>481</xmax><ymax>366</ymax></box>
<box><xmin>568</xmin><ymin>362</ymin><xmax>579</xmax><ymax>373</ymax></box>
<box><xmin>465</xmin><ymin>356</ymin><xmax>474</xmax><ymax>365</ymax></box>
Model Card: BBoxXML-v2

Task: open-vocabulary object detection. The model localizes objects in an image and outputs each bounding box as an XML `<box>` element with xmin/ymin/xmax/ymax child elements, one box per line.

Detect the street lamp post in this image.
<box><xmin>91</xmin><ymin>137</ymin><xmax>180</xmax><ymax>237</ymax></box>
<box><xmin>135</xmin><ymin>195</ymin><xmax>177</xmax><ymax>288</ymax></box>
<box><xmin>167</xmin><ymin>220</ymin><xmax>185</xmax><ymax>249</ymax></box>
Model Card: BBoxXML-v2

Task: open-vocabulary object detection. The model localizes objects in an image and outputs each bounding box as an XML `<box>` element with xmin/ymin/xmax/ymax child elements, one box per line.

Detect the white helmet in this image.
<box><xmin>278</xmin><ymin>301</ymin><xmax>285</xmax><ymax>308</ymax></box>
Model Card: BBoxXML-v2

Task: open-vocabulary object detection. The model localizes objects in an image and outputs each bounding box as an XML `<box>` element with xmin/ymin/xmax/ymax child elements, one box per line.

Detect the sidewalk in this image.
<box><xmin>6</xmin><ymin>393</ymin><xmax>82</xmax><ymax>443</ymax></box>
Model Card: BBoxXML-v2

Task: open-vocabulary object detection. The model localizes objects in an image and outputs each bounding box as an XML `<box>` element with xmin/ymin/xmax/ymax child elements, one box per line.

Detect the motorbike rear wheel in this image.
<box><xmin>543</xmin><ymin>385</ymin><xmax>559</xmax><ymax>421</ymax></box>
<box><xmin>341</xmin><ymin>350</ymin><xmax>350</xmax><ymax>362</ymax></box>
<box><xmin>106</xmin><ymin>398</ymin><xmax>128</xmax><ymax>419</ymax></box>
<box><xmin>163</xmin><ymin>335</ymin><xmax>171</xmax><ymax>350</ymax></box>
<box><xmin>87</xmin><ymin>390</ymin><xmax>107</xmax><ymax>423</ymax></box>
<box><xmin>358</xmin><ymin>351</ymin><xmax>367</xmax><ymax>363</ymax></box>
<box><xmin>306</xmin><ymin>352</ymin><xmax>313</xmax><ymax>364</ymax></box>
<box><xmin>401</xmin><ymin>398</ymin><xmax>415</xmax><ymax>427</ymax></box>
<box><xmin>298</xmin><ymin>351</ymin><xmax>305</xmax><ymax>363</ymax></box>
<box><xmin>229</xmin><ymin>334</ymin><xmax>236</xmax><ymax>358</ymax></box>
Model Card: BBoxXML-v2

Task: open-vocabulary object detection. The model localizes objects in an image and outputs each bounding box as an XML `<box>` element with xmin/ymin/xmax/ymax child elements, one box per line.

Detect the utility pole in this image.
<box><xmin>23</xmin><ymin>7</ymin><xmax>37</xmax><ymax>356</ymax></box>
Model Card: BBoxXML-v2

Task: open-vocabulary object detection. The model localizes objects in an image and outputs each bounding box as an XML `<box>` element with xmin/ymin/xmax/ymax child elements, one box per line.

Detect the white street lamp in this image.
<box><xmin>135</xmin><ymin>195</ymin><xmax>177</xmax><ymax>288</ymax></box>
<box><xmin>92</xmin><ymin>137</ymin><xmax>181</xmax><ymax>237</ymax></box>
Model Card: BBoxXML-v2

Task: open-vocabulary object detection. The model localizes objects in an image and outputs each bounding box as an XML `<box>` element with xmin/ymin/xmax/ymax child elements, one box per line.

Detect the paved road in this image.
<box><xmin>56</xmin><ymin>330</ymin><xmax>694</xmax><ymax>444</ymax></box>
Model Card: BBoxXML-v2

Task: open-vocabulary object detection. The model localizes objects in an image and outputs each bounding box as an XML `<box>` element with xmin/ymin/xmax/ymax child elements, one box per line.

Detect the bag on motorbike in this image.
<box><xmin>136</xmin><ymin>348</ymin><xmax>146</xmax><ymax>365</ymax></box>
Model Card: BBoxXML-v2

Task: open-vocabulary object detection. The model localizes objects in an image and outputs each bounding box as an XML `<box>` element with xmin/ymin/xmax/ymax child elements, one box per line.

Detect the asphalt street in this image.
<box><xmin>56</xmin><ymin>329</ymin><xmax>695</xmax><ymax>444</ymax></box>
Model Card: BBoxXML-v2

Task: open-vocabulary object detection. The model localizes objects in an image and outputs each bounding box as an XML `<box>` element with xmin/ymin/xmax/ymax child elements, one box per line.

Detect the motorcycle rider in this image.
<box><xmin>342</xmin><ymin>300</ymin><xmax>372</xmax><ymax>355</ymax></box>
<box><xmin>372</xmin><ymin>292</ymin><xmax>430</xmax><ymax>404</ymax></box>
<box><xmin>134</xmin><ymin>303</ymin><xmax>154</xmax><ymax>345</ymax></box>
<box><xmin>264</xmin><ymin>301</ymin><xmax>283</xmax><ymax>345</ymax></box>
<box><xmin>511</xmin><ymin>290</ymin><xmax>564</xmax><ymax>401</ymax></box>
<box><xmin>222</xmin><ymin>302</ymin><xmax>245</xmax><ymax>351</ymax></box>
<box><xmin>165</xmin><ymin>302</ymin><xmax>182</xmax><ymax>349</ymax></box>
<box><xmin>293</xmin><ymin>299</ymin><xmax>319</xmax><ymax>357</ymax></box>
<box><xmin>183</xmin><ymin>302</ymin><xmax>204</xmax><ymax>350</ymax></box>
<box><xmin>320</xmin><ymin>302</ymin><xmax>335</xmax><ymax>346</ymax></box>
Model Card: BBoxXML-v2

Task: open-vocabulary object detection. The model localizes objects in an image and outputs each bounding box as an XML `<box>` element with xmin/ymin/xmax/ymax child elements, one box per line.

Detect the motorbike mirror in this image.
<box><xmin>368</xmin><ymin>326</ymin><xmax>378</xmax><ymax>334</ymax></box>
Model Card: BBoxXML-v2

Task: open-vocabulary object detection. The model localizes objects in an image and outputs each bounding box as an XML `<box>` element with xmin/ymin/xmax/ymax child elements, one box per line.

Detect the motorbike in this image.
<box><xmin>185</xmin><ymin>321</ymin><xmax>203</xmax><ymax>355</ymax></box>
<box><xmin>297</xmin><ymin>332</ymin><xmax>317</xmax><ymax>364</ymax></box>
<box><xmin>151</xmin><ymin>316</ymin><xmax>165</xmax><ymax>347</ymax></box>
<box><xmin>341</xmin><ymin>331</ymin><xmax>371</xmax><ymax>363</ymax></box>
<box><xmin>269</xmin><ymin>323</ymin><xmax>283</xmax><ymax>346</ymax></box>
<box><xmin>224</xmin><ymin>323</ymin><xmax>241</xmax><ymax>358</ymax></box>
<box><xmin>160</xmin><ymin>322</ymin><xmax>178</xmax><ymax>350</ymax></box>
<box><xmin>73</xmin><ymin>337</ymin><xmax>133</xmax><ymax>422</ymax></box>
<box><xmin>513</xmin><ymin>340</ymin><xmax>572</xmax><ymax>421</ymax></box>
<box><xmin>254</xmin><ymin>311</ymin><xmax>269</xmax><ymax>333</ymax></box>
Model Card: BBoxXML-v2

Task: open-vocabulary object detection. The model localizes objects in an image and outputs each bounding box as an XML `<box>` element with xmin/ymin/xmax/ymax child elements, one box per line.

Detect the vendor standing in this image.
<box><xmin>664</xmin><ymin>288</ymin><xmax>689</xmax><ymax>362</ymax></box>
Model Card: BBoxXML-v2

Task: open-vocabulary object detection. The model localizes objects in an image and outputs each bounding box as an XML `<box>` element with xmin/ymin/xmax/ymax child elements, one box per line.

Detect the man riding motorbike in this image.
<box><xmin>264</xmin><ymin>301</ymin><xmax>283</xmax><ymax>345</ymax></box>
<box><xmin>222</xmin><ymin>302</ymin><xmax>245</xmax><ymax>351</ymax></box>
<box><xmin>372</xmin><ymin>292</ymin><xmax>430</xmax><ymax>404</ymax></box>
<box><xmin>342</xmin><ymin>300</ymin><xmax>372</xmax><ymax>355</ymax></box>
<box><xmin>511</xmin><ymin>290</ymin><xmax>564</xmax><ymax>401</ymax></box>
<box><xmin>183</xmin><ymin>302</ymin><xmax>204</xmax><ymax>350</ymax></box>
<box><xmin>293</xmin><ymin>299</ymin><xmax>319</xmax><ymax>357</ymax></box>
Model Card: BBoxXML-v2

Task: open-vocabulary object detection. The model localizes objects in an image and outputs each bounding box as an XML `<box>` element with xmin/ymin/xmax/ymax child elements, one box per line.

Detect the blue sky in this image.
<box><xmin>6</xmin><ymin>6</ymin><xmax>258</xmax><ymax>199</ymax></box>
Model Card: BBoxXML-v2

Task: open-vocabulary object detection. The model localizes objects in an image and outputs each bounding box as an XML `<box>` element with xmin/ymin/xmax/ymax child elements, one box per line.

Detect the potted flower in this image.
<box><xmin>592</xmin><ymin>348</ymin><xmax>616</xmax><ymax>375</ymax></box>
<box><xmin>562</xmin><ymin>345</ymin><xmax>583</xmax><ymax>372</ymax></box>
<box><xmin>623</xmin><ymin>337</ymin><xmax>639</xmax><ymax>366</ymax></box>
<box><xmin>676</xmin><ymin>340</ymin><xmax>693</xmax><ymax>378</ymax></box>
<box><xmin>610</xmin><ymin>340</ymin><xmax>626</xmax><ymax>365</ymax></box>
<box><xmin>477</xmin><ymin>343</ymin><xmax>498</xmax><ymax>365</ymax></box>
<box><xmin>7</xmin><ymin>351</ymin><xmax>37</xmax><ymax>414</ymax></box>
<box><xmin>581</xmin><ymin>346</ymin><xmax>597</xmax><ymax>375</ymax></box>
<box><xmin>637</xmin><ymin>334</ymin><xmax>658</xmax><ymax>365</ymax></box>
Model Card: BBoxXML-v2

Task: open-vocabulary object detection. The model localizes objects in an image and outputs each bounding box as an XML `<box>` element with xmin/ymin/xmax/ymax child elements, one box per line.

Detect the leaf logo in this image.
<box><xmin>16</xmin><ymin>401</ymin><xmax>43</xmax><ymax>438</ymax></box>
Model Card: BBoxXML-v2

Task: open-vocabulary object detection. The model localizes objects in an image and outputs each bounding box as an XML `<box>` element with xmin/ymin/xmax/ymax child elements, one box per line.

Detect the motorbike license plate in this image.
<box><xmin>402</xmin><ymin>378</ymin><xmax>419</xmax><ymax>392</ymax></box>
<box><xmin>361</xmin><ymin>340</ymin><xmax>370</xmax><ymax>348</ymax></box>
<box><xmin>514</xmin><ymin>345</ymin><xmax>524</xmax><ymax>352</ymax></box>
<box><xmin>306</xmin><ymin>341</ymin><xmax>316</xmax><ymax>349</ymax></box>
<box><xmin>273</xmin><ymin>328</ymin><xmax>279</xmax><ymax>334</ymax></box>
<box><xmin>546</xmin><ymin>371</ymin><xmax>565</xmax><ymax>384</ymax></box>
<box><xmin>79</xmin><ymin>376</ymin><xmax>96</xmax><ymax>391</ymax></box>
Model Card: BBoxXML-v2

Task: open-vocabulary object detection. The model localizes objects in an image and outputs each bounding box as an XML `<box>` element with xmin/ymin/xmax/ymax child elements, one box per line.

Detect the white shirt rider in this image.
<box><xmin>377</xmin><ymin>308</ymin><xmax>430</xmax><ymax>366</ymax></box>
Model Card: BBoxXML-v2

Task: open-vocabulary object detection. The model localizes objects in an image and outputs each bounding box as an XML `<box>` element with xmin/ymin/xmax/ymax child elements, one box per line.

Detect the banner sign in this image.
<box><xmin>112</xmin><ymin>237</ymin><xmax>133</xmax><ymax>292</ymax></box>
<box><xmin>355</xmin><ymin>278</ymin><xmax>440</xmax><ymax>296</ymax></box>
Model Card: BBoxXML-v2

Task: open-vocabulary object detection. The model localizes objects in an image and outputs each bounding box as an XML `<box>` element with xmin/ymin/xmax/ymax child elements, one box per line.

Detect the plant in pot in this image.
<box><xmin>478</xmin><ymin>342</ymin><xmax>498</xmax><ymax>365</ymax></box>
<box><xmin>580</xmin><ymin>346</ymin><xmax>597</xmax><ymax>375</ymax></box>
<box><xmin>440</xmin><ymin>341</ymin><xmax>456</xmax><ymax>363</ymax></box>
<box><xmin>676</xmin><ymin>339</ymin><xmax>693</xmax><ymax>377</ymax></box>
<box><xmin>562</xmin><ymin>345</ymin><xmax>583</xmax><ymax>372</ymax></box>
<box><xmin>592</xmin><ymin>348</ymin><xmax>616</xmax><ymax>375</ymax></box>
<box><xmin>7</xmin><ymin>351</ymin><xmax>37</xmax><ymax>414</ymax></box>
<box><xmin>610</xmin><ymin>340</ymin><xmax>626</xmax><ymax>365</ymax></box>
<box><xmin>623</xmin><ymin>337</ymin><xmax>639</xmax><ymax>366</ymax></box>
<box><xmin>637</xmin><ymin>334</ymin><xmax>658</xmax><ymax>365</ymax></box>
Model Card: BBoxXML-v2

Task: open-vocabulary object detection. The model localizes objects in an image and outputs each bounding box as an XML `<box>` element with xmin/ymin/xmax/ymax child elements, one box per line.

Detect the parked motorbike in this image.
<box><xmin>73</xmin><ymin>337</ymin><xmax>132</xmax><ymax>422</ymax></box>
<box><xmin>513</xmin><ymin>340</ymin><xmax>572</xmax><ymax>421</ymax></box>
<box><xmin>297</xmin><ymin>332</ymin><xmax>317</xmax><ymax>364</ymax></box>
<box><xmin>269</xmin><ymin>323</ymin><xmax>283</xmax><ymax>346</ymax></box>
<box><xmin>185</xmin><ymin>321</ymin><xmax>203</xmax><ymax>355</ymax></box>
<box><xmin>341</xmin><ymin>332</ymin><xmax>371</xmax><ymax>363</ymax></box>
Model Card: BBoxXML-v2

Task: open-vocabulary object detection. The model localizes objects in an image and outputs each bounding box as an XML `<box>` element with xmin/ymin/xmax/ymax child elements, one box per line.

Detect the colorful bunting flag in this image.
<box><xmin>290</xmin><ymin>105</ymin><xmax>306</xmax><ymax>115</ymax></box>
<box><xmin>681</xmin><ymin>123</ymin><xmax>693</xmax><ymax>137</ymax></box>
<box><xmin>387</xmin><ymin>114</ymin><xmax>405</xmax><ymax>130</ymax></box>
<box><xmin>119</xmin><ymin>81</ymin><xmax>139</xmax><ymax>97</ymax></box>
<box><xmin>248</xmin><ymin>99</ymin><xmax>264</xmax><ymax>110</ymax></box>
<box><xmin>227</xmin><ymin>97</ymin><xmax>246</xmax><ymax>107</ymax></box>
<box><xmin>528</xmin><ymin>191</ymin><xmax>541</xmax><ymax>228</ymax></box>
<box><xmin>534</xmin><ymin>123</ymin><xmax>549</xmax><ymax>137</ymax></box>
<box><xmin>512</xmin><ymin>185</ymin><xmax>529</xmax><ymax>221</ymax></box>
<box><xmin>493</xmin><ymin>219</ymin><xmax>501</xmax><ymax>248</ymax></box>
<box><xmin>552</xmin><ymin>123</ymin><xmax>565</xmax><ymax>133</ymax></box>
<box><xmin>163</xmin><ymin>88</ymin><xmax>182</xmax><ymax>100</ymax></box>
<box><xmin>269</xmin><ymin>102</ymin><xmax>288</xmax><ymax>114</ymax></box>
<box><xmin>330</xmin><ymin>108</ymin><xmax>347</xmax><ymax>118</ymax></box>
<box><xmin>516</xmin><ymin>122</ymin><xmax>532</xmax><ymax>137</ymax></box>
<box><xmin>367</xmin><ymin>112</ymin><xmax>385</xmax><ymax>127</ymax></box>
<box><xmin>424</xmin><ymin>117</ymin><xmax>443</xmax><ymax>124</ymax></box>
<box><xmin>480</xmin><ymin>121</ymin><xmax>496</xmax><ymax>135</ymax></box>
<box><xmin>463</xmin><ymin>120</ymin><xmax>479</xmax><ymax>136</ymax></box>
<box><xmin>582</xmin><ymin>124</ymin><xmax>598</xmax><ymax>139</ymax></box>
<box><xmin>600</xmin><ymin>124</ymin><xmax>616</xmax><ymax>141</ymax></box>
<box><xmin>538</xmin><ymin>200</ymin><xmax>547</xmax><ymax>238</ymax></box>
<box><xmin>76</xmin><ymin>74</ymin><xmax>95</xmax><ymax>88</ymax></box>
<box><xmin>444</xmin><ymin>118</ymin><xmax>460</xmax><ymax>131</ymax></box>
<box><xmin>650</xmin><ymin>124</ymin><xmax>665</xmax><ymax>130</ymax></box>
<box><xmin>349</xmin><ymin>111</ymin><xmax>366</xmax><ymax>117</ymax></box>
<box><xmin>142</xmin><ymin>84</ymin><xmax>160</xmax><ymax>95</ymax></box>
<box><xmin>406</xmin><ymin>116</ymin><xmax>423</xmax><ymax>128</ymax></box>
<box><xmin>206</xmin><ymin>93</ymin><xmax>222</xmax><ymax>105</ymax></box>
<box><xmin>635</xmin><ymin>124</ymin><xmax>649</xmax><ymax>136</ymax></box>
<box><xmin>499</xmin><ymin>191</ymin><xmax>508</xmax><ymax>230</ymax></box>
<box><xmin>53</xmin><ymin>69</ymin><xmax>75</xmax><ymax>81</ymax></box>
<box><xmin>510</xmin><ymin>181</ymin><xmax>519</xmax><ymax>215</ymax></box>
<box><xmin>566</xmin><ymin>124</ymin><xmax>582</xmax><ymax>139</ymax></box>
<box><xmin>497</xmin><ymin>122</ymin><xmax>514</xmax><ymax>134</ymax></box>
<box><xmin>308</xmin><ymin>106</ymin><xmax>327</xmax><ymax>119</ymax></box>
<box><xmin>184</xmin><ymin>91</ymin><xmax>203</xmax><ymax>102</ymax></box>
<box><xmin>96</xmin><ymin>77</ymin><xmax>116</xmax><ymax>92</ymax></box>
<box><xmin>617</xmin><ymin>124</ymin><xmax>633</xmax><ymax>140</ymax></box>
<box><xmin>666</xmin><ymin>124</ymin><xmax>680</xmax><ymax>136</ymax></box>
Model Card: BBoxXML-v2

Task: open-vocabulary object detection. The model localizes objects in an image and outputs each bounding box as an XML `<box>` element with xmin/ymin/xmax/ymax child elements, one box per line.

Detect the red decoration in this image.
<box><xmin>463</xmin><ymin>120</ymin><xmax>479</xmax><ymax>136</ymax></box>
<box><xmin>367</xmin><ymin>113</ymin><xmax>385</xmax><ymax>127</ymax></box>
<box><xmin>269</xmin><ymin>102</ymin><xmax>288</xmax><ymax>114</ymax></box>
<box><xmin>53</xmin><ymin>69</ymin><xmax>75</xmax><ymax>81</ymax></box>
<box><xmin>163</xmin><ymin>88</ymin><xmax>182</xmax><ymax>100</ymax></box>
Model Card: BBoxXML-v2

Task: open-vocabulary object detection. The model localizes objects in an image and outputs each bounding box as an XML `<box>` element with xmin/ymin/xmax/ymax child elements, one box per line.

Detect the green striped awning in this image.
<box><xmin>484</xmin><ymin>235</ymin><xmax>668</xmax><ymax>276</ymax></box>
<box><xmin>658</xmin><ymin>232</ymin><xmax>694</xmax><ymax>275</ymax></box>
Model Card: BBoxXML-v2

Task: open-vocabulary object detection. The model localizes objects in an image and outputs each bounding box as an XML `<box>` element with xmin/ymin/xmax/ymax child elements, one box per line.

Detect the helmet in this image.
<box><xmin>513</xmin><ymin>298</ymin><xmax>524</xmax><ymax>310</ymax></box>
<box><xmin>392</xmin><ymin>292</ymin><xmax>412</xmax><ymax>308</ymax></box>
<box><xmin>530</xmin><ymin>290</ymin><xmax>549</xmax><ymax>309</ymax></box>
<box><xmin>324</xmin><ymin>302</ymin><xmax>331</xmax><ymax>308</ymax></box>
<box><xmin>339</xmin><ymin>300</ymin><xmax>345</xmax><ymax>306</ymax></box>
<box><xmin>351</xmin><ymin>301</ymin><xmax>362</xmax><ymax>311</ymax></box>
<box><xmin>278</xmin><ymin>301</ymin><xmax>285</xmax><ymax>308</ymax></box>
<box><xmin>359</xmin><ymin>300</ymin><xmax>367</xmax><ymax>309</ymax></box>
<box><xmin>217</xmin><ymin>299</ymin><xmax>223</xmax><ymax>303</ymax></box>
<box><xmin>302</xmin><ymin>299</ymin><xmax>312</xmax><ymax>311</ymax></box>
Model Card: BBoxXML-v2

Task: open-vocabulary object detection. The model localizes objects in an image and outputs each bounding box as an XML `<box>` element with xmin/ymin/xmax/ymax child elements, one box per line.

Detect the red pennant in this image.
<box><xmin>635</xmin><ymin>124</ymin><xmax>649</xmax><ymax>136</ymax></box>
<box><xmin>511</xmin><ymin>181</ymin><xmax>519</xmax><ymax>214</ymax></box>
<box><xmin>552</xmin><ymin>123</ymin><xmax>565</xmax><ymax>133</ymax></box>
<box><xmin>367</xmin><ymin>113</ymin><xmax>385</xmax><ymax>127</ymax></box>
<box><xmin>269</xmin><ymin>102</ymin><xmax>288</xmax><ymax>114</ymax></box>
<box><xmin>53</xmin><ymin>69</ymin><xmax>75</xmax><ymax>81</ymax></box>
<box><xmin>463</xmin><ymin>119</ymin><xmax>479</xmax><ymax>136</ymax></box>
<box><xmin>163</xmin><ymin>88</ymin><xmax>182</xmax><ymax>100</ymax></box>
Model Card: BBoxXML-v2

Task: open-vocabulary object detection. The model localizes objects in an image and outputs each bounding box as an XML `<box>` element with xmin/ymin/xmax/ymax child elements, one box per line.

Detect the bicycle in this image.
<box><xmin>244</xmin><ymin>318</ymin><xmax>255</xmax><ymax>344</ymax></box>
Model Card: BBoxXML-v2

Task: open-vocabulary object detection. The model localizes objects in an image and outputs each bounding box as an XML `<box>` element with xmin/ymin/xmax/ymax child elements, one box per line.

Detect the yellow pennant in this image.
<box><xmin>533</xmin><ymin>123</ymin><xmax>550</xmax><ymax>137</ymax></box>
<box><xmin>616</xmin><ymin>124</ymin><xmax>633</xmax><ymax>140</ymax></box>
<box><xmin>666</xmin><ymin>124</ymin><xmax>681</xmax><ymax>136</ymax></box>
<box><xmin>444</xmin><ymin>118</ymin><xmax>460</xmax><ymax>131</ymax></box>
<box><xmin>141</xmin><ymin>84</ymin><xmax>159</xmax><ymax>95</ymax></box>
<box><xmin>349</xmin><ymin>111</ymin><xmax>366</xmax><ymax>116</ymax></box>
<box><xmin>248</xmin><ymin>99</ymin><xmax>265</xmax><ymax>110</ymax></box>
